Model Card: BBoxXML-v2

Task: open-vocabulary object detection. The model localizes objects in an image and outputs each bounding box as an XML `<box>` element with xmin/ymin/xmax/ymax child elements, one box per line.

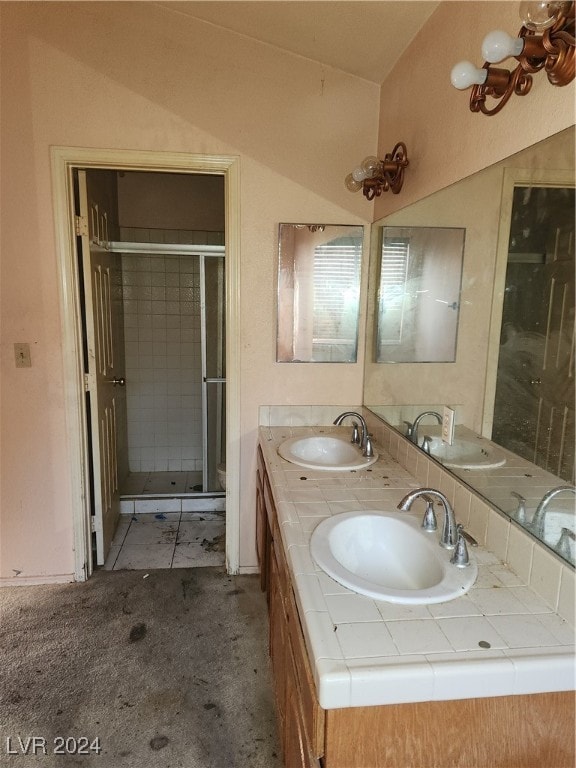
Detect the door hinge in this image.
<box><xmin>75</xmin><ymin>214</ymin><xmax>88</xmax><ymax>237</ymax></box>
<box><xmin>83</xmin><ymin>373</ymin><xmax>90</xmax><ymax>392</ymax></box>
<box><xmin>90</xmin><ymin>517</ymin><xmax>97</xmax><ymax>533</ymax></box>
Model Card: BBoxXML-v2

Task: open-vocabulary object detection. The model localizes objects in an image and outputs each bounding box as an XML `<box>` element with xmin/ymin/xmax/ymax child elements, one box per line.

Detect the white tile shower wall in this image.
<box><xmin>122</xmin><ymin>253</ymin><xmax>202</xmax><ymax>472</ymax></box>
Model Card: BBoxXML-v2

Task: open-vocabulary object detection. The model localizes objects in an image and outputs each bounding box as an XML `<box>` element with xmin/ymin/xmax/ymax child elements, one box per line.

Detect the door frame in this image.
<box><xmin>482</xmin><ymin>167</ymin><xmax>575</xmax><ymax>439</ymax></box>
<box><xmin>50</xmin><ymin>147</ymin><xmax>241</xmax><ymax>580</ymax></box>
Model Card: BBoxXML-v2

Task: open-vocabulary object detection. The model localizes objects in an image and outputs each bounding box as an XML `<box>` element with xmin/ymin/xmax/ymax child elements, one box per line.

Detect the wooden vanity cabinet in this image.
<box><xmin>257</xmin><ymin>447</ymin><xmax>324</xmax><ymax>767</ymax></box>
<box><xmin>255</xmin><ymin>446</ymin><xmax>269</xmax><ymax>595</ymax></box>
<box><xmin>256</xmin><ymin>446</ymin><xmax>575</xmax><ymax>768</ymax></box>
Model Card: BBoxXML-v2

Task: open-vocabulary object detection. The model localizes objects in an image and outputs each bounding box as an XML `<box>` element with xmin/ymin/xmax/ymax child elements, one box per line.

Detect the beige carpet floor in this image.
<box><xmin>0</xmin><ymin>567</ymin><xmax>280</xmax><ymax>768</ymax></box>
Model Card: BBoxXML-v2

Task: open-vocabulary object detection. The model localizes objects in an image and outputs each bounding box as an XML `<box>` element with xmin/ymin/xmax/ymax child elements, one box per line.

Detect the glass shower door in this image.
<box><xmin>201</xmin><ymin>253</ymin><xmax>226</xmax><ymax>492</ymax></box>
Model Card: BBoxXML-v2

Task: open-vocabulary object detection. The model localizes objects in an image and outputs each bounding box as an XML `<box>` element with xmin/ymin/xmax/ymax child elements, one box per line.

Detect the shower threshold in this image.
<box><xmin>120</xmin><ymin>472</ymin><xmax>225</xmax><ymax>514</ymax></box>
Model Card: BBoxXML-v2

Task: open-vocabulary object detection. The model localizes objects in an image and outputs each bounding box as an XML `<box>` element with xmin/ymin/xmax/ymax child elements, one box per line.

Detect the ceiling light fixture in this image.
<box><xmin>345</xmin><ymin>143</ymin><xmax>409</xmax><ymax>200</ymax></box>
<box><xmin>451</xmin><ymin>1</ymin><xmax>575</xmax><ymax>115</ymax></box>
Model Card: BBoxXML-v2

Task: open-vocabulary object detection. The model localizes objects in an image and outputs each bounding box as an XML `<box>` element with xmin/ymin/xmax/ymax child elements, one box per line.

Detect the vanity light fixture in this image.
<box><xmin>345</xmin><ymin>142</ymin><xmax>409</xmax><ymax>200</ymax></box>
<box><xmin>451</xmin><ymin>1</ymin><xmax>575</xmax><ymax>115</ymax></box>
<box><xmin>294</xmin><ymin>224</ymin><xmax>326</xmax><ymax>232</ymax></box>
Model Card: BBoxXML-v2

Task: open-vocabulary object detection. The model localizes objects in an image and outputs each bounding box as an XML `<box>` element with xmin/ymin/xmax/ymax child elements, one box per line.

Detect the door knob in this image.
<box><xmin>111</xmin><ymin>377</ymin><xmax>126</xmax><ymax>387</ymax></box>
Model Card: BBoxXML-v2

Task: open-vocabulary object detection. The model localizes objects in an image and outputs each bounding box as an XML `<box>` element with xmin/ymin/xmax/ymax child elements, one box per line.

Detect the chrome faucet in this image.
<box><xmin>397</xmin><ymin>488</ymin><xmax>458</xmax><ymax>549</ymax></box>
<box><xmin>530</xmin><ymin>485</ymin><xmax>576</xmax><ymax>538</ymax></box>
<box><xmin>407</xmin><ymin>411</ymin><xmax>442</xmax><ymax>445</ymax></box>
<box><xmin>333</xmin><ymin>411</ymin><xmax>369</xmax><ymax>454</ymax></box>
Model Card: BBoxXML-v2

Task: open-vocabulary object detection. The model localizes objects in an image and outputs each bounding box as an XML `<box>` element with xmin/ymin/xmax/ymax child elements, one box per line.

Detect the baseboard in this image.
<box><xmin>0</xmin><ymin>574</ymin><xmax>75</xmax><ymax>587</ymax></box>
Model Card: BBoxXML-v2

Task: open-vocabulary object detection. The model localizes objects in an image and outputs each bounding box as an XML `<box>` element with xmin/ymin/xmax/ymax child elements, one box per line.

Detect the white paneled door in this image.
<box><xmin>77</xmin><ymin>170</ymin><xmax>127</xmax><ymax>565</ymax></box>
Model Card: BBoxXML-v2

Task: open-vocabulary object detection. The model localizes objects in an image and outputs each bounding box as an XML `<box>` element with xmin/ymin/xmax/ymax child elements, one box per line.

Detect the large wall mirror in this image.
<box><xmin>364</xmin><ymin>126</ymin><xmax>575</xmax><ymax>567</ymax></box>
<box><xmin>277</xmin><ymin>223</ymin><xmax>363</xmax><ymax>363</ymax></box>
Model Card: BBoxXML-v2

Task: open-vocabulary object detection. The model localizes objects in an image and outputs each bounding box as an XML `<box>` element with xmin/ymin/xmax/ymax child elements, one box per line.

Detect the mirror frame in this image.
<box><xmin>276</xmin><ymin>222</ymin><xmax>364</xmax><ymax>364</ymax></box>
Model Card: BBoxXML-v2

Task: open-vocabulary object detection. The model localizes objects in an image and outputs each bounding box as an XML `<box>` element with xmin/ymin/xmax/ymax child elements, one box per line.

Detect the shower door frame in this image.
<box><xmin>200</xmin><ymin>251</ymin><xmax>227</xmax><ymax>493</ymax></box>
<box><xmin>50</xmin><ymin>146</ymin><xmax>241</xmax><ymax>580</ymax></box>
<box><xmin>483</xmin><ymin>167</ymin><xmax>575</xmax><ymax>440</ymax></box>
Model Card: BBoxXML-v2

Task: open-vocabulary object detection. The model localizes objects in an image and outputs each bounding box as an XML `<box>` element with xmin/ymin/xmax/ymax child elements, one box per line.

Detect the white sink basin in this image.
<box><xmin>425</xmin><ymin>437</ymin><xmax>506</xmax><ymax>470</ymax></box>
<box><xmin>310</xmin><ymin>511</ymin><xmax>477</xmax><ymax>604</ymax></box>
<box><xmin>278</xmin><ymin>435</ymin><xmax>378</xmax><ymax>471</ymax></box>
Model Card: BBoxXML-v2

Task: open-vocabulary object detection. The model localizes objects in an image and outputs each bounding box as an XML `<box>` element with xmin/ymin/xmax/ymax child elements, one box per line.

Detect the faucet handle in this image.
<box><xmin>450</xmin><ymin>524</ymin><xmax>470</xmax><ymax>568</ymax></box>
<box><xmin>510</xmin><ymin>491</ymin><xmax>527</xmax><ymax>524</ymax></box>
<box><xmin>421</xmin><ymin>496</ymin><xmax>437</xmax><ymax>532</ymax></box>
<box><xmin>363</xmin><ymin>434</ymin><xmax>374</xmax><ymax>458</ymax></box>
<box><xmin>421</xmin><ymin>435</ymin><xmax>433</xmax><ymax>454</ymax></box>
<box><xmin>556</xmin><ymin>527</ymin><xmax>575</xmax><ymax>559</ymax></box>
<box><xmin>403</xmin><ymin>421</ymin><xmax>413</xmax><ymax>438</ymax></box>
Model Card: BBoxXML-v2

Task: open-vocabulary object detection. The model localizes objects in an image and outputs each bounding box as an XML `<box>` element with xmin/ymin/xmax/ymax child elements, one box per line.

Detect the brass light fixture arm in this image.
<box><xmin>362</xmin><ymin>142</ymin><xmax>409</xmax><ymax>200</ymax></box>
<box><xmin>468</xmin><ymin>1</ymin><xmax>574</xmax><ymax>116</ymax></box>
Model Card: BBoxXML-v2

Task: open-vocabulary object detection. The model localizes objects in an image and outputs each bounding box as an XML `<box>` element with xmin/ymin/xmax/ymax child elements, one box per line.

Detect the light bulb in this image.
<box><xmin>519</xmin><ymin>1</ymin><xmax>569</xmax><ymax>31</ymax></box>
<box><xmin>351</xmin><ymin>166</ymin><xmax>367</xmax><ymax>182</ymax></box>
<box><xmin>482</xmin><ymin>30</ymin><xmax>525</xmax><ymax>63</ymax></box>
<box><xmin>361</xmin><ymin>156</ymin><xmax>380</xmax><ymax>179</ymax></box>
<box><xmin>450</xmin><ymin>61</ymin><xmax>488</xmax><ymax>90</ymax></box>
<box><xmin>345</xmin><ymin>173</ymin><xmax>362</xmax><ymax>193</ymax></box>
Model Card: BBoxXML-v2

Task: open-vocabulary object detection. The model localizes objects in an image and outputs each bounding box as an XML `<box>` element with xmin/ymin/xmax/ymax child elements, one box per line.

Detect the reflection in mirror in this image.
<box><xmin>363</xmin><ymin>127</ymin><xmax>575</xmax><ymax>567</ymax></box>
<box><xmin>277</xmin><ymin>223</ymin><xmax>363</xmax><ymax>363</ymax></box>
<box><xmin>375</xmin><ymin>227</ymin><xmax>464</xmax><ymax>363</ymax></box>
<box><xmin>492</xmin><ymin>185</ymin><xmax>575</xmax><ymax>481</ymax></box>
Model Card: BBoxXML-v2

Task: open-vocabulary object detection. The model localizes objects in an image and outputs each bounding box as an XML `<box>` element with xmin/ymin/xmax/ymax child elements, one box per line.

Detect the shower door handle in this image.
<box><xmin>110</xmin><ymin>377</ymin><xmax>126</xmax><ymax>387</ymax></box>
<box><xmin>203</xmin><ymin>378</ymin><xmax>226</xmax><ymax>383</ymax></box>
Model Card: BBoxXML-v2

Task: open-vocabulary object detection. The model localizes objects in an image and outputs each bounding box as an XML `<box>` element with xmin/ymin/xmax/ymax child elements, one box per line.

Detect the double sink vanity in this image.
<box><xmin>256</xmin><ymin>412</ymin><xmax>575</xmax><ymax>768</ymax></box>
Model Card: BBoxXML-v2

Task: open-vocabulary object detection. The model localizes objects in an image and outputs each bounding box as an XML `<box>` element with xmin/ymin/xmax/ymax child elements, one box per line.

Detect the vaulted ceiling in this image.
<box><xmin>157</xmin><ymin>2</ymin><xmax>439</xmax><ymax>84</ymax></box>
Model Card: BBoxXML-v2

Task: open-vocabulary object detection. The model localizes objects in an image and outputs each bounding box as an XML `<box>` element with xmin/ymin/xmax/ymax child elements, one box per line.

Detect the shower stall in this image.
<box><xmin>116</xmin><ymin>240</ymin><xmax>226</xmax><ymax>500</ymax></box>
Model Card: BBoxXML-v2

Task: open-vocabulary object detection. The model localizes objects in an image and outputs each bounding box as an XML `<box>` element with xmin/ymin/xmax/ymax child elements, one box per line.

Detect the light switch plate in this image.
<box><xmin>14</xmin><ymin>343</ymin><xmax>32</xmax><ymax>368</ymax></box>
<box><xmin>442</xmin><ymin>406</ymin><xmax>455</xmax><ymax>445</ymax></box>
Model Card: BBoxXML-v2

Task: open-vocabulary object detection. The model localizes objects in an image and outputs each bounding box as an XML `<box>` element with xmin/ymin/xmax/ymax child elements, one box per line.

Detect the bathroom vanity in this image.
<box><xmin>257</xmin><ymin>426</ymin><xmax>575</xmax><ymax>768</ymax></box>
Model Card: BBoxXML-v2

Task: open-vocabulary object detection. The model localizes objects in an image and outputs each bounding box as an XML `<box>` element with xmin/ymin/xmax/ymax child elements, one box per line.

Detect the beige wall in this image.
<box><xmin>0</xmin><ymin>2</ymin><xmax>375</xmax><ymax>580</ymax></box>
<box><xmin>375</xmin><ymin>1</ymin><xmax>575</xmax><ymax>221</ymax></box>
<box><xmin>117</xmin><ymin>172</ymin><xmax>225</xmax><ymax>233</ymax></box>
<box><xmin>0</xmin><ymin>1</ymin><xmax>573</xmax><ymax>581</ymax></box>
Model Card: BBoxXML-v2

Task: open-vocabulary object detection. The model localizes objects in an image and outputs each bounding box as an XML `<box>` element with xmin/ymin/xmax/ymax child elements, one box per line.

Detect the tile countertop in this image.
<box><xmin>259</xmin><ymin>425</ymin><xmax>576</xmax><ymax>710</ymax></box>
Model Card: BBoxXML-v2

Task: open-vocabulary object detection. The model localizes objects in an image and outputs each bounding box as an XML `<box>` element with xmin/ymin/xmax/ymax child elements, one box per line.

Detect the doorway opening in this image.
<box><xmin>492</xmin><ymin>183</ymin><xmax>575</xmax><ymax>482</ymax></box>
<box><xmin>51</xmin><ymin>147</ymin><xmax>240</xmax><ymax>581</ymax></box>
<box><xmin>77</xmin><ymin>169</ymin><xmax>227</xmax><ymax>571</ymax></box>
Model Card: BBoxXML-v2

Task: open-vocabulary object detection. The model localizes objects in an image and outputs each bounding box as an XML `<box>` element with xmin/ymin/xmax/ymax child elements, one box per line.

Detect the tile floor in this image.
<box><xmin>103</xmin><ymin>511</ymin><xmax>226</xmax><ymax>571</ymax></box>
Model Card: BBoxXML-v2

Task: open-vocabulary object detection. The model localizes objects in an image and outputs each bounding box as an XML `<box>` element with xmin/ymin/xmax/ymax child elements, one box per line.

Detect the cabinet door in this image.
<box><xmin>286</xmin><ymin>587</ymin><xmax>325</xmax><ymax>757</ymax></box>
<box><xmin>285</xmin><ymin>639</ymin><xmax>322</xmax><ymax>768</ymax></box>
<box><xmin>269</xmin><ymin>545</ymin><xmax>286</xmax><ymax>736</ymax></box>
<box><xmin>255</xmin><ymin>465</ymin><xmax>268</xmax><ymax>593</ymax></box>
